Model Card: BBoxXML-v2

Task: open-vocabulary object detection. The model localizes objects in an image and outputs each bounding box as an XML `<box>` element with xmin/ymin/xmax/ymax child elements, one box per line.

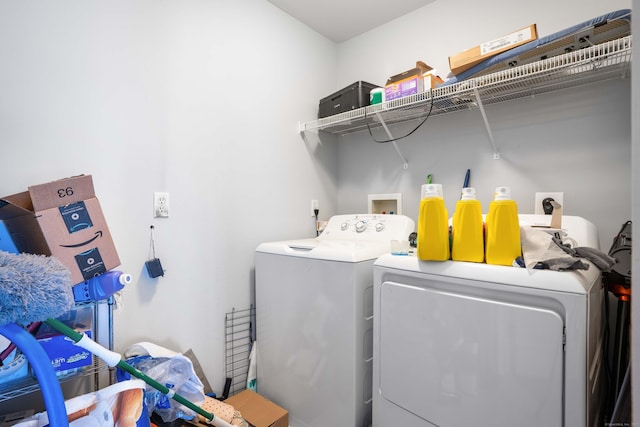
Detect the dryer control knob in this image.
<box><xmin>355</xmin><ymin>221</ymin><xmax>367</xmax><ymax>233</ymax></box>
<box><xmin>375</xmin><ymin>222</ymin><xmax>385</xmax><ymax>232</ymax></box>
<box><xmin>341</xmin><ymin>222</ymin><xmax>349</xmax><ymax>231</ymax></box>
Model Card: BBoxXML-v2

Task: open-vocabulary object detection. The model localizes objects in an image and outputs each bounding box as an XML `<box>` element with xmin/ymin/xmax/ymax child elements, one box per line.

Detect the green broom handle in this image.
<box><xmin>44</xmin><ymin>318</ymin><xmax>233</xmax><ymax>427</ymax></box>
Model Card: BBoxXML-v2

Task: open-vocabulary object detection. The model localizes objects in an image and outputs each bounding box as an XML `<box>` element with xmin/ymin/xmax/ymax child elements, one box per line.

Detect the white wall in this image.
<box><xmin>333</xmin><ymin>0</ymin><xmax>631</xmax><ymax>247</ymax></box>
<box><xmin>0</xmin><ymin>0</ymin><xmax>338</xmax><ymax>397</ymax></box>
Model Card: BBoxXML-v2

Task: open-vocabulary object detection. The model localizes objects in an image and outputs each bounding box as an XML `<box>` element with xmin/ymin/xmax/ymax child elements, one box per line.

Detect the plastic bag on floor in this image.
<box><xmin>118</xmin><ymin>342</ymin><xmax>205</xmax><ymax>423</ymax></box>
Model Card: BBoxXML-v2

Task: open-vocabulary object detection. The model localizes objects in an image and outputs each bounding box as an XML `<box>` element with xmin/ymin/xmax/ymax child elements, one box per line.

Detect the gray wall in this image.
<box><xmin>331</xmin><ymin>0</ymin><xmax>631</xmax><ymax>248</ymax></box>
<box><xmin>335</xmin><ymin>80</ymin><xmax>630</xmax><ymax>248</ymax></box>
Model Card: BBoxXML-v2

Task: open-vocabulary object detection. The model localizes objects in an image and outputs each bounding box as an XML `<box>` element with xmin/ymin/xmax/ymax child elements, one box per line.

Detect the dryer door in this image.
<box><xmin>378</xmin><ymin>280</ymin><xmax>564</xmax><ymax>427</ymax></box>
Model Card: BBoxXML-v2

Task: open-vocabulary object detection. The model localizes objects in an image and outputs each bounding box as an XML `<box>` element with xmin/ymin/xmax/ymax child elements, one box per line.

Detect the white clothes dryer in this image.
<box><xmin>256</xmin><ymin>214</ymin><xmax>415</xmax><ymax>427</ymax></box>
<box><xmin>373</xmin><ymin>215</ymin><xmax>605</xmax><ymax>427</ymax></box>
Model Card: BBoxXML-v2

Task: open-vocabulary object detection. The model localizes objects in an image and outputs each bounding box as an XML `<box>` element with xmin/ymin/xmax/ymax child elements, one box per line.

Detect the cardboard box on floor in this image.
<box><xmin>225</xmin><ymin>390</ymin><xmax>288</xmax><ymax>427</ymax></box>
<box><xmin>449</xmin><ymin>24</ymin><xmax>537</xmax><ymax>75</ymax></box>
<box><xmin>0</xmin><ymin>175</ymin><xmax>120</xmax><ymax>284</ymax></box>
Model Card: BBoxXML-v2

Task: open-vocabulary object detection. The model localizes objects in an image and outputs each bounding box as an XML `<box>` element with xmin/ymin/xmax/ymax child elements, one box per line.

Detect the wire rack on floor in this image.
<box><xmin>224</xmin><ymin>306</ymin><xmax>255</xmax><ymax>397</ymax></box>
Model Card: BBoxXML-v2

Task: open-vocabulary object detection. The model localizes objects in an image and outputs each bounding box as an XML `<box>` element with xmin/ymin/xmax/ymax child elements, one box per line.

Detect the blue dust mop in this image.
<box><xmin>0</xmin><ymin>250</ymin><xmax>74</xmax><ymax>427</ymax></box>
<box><xmin>0</xmin><ymin>250</ymin><xmax>74</xmax><ymax>325</ymax></box>
<box><xmin>0</xmin><ymin>250</ymin><xmax>234</xmax><ymax>427</ymax></box>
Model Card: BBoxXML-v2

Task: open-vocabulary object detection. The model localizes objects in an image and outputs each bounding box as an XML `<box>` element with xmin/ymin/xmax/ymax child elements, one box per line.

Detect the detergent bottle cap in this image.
<box><xmin>460</xmin><ymin>187</ymin><xmax>476</xmax><ymax>200</ymax></box>
<box><xmin>421</xmin><ymin>183</ymin><xmax>443</xmax><ymax>199</ymax></box>
<box><xmin>119</xmin><ymin>273</ymin><xmax>133</xmax><ymax>286</ymax></box>
<box><xmin>494</xmin><ymin>186</ymin><xmax>511</xmax><ymax>201</ymax></box>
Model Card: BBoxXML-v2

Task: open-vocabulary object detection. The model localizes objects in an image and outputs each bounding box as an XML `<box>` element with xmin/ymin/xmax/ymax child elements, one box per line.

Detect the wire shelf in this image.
<box><xmin>0</xmin><ymin>300</ymin><xmax>114</xmax><ymax>403</ymax></box>
<box><xmin>0</xmin><ymin>361</ymin><xmax>108</xmax><ymax>402</ymax></box>
<box><xmin>224</xmin><ymin>306</ymin><xmax>255</xmax><ymax>397</ymax></box>
<box><xmin>300</xmin><ymin>35</ymin><xmax>632</xmax><ymax>136</ymax></box>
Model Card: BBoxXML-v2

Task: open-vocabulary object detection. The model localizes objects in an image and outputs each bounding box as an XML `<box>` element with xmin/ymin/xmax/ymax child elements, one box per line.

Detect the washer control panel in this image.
<box><xmin>319</xmin><ymin>214</ymin><xmax>415</xmax><ymax>241</ymax></box>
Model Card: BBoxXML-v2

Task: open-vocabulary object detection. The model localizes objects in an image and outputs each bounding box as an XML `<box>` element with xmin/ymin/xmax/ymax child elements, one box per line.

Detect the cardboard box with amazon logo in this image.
<box><xmin>0</xmin><ymin>175</ymin><xmax>120</xmax><ymax>284</ymax></box>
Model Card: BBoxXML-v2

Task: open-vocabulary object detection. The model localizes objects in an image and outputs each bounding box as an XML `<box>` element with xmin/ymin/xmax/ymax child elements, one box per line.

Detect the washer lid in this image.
<box><xmin>375</xmin><ymin>253</ymin><xmax>599</xmax><ymax>294</ymax></box>
<box><xmin>256</xmin><ymin>238</ymin><xmax>392</xmax><ymax>262</ymax></box>
<box><xmin>256</xmin><ymin>214</ymin><xmax>416</xmax><ymax>262</ymax></box>
<box><xmin>375</xmin><ymin>214</ymin><xmax>601</xmax><ymax>293</ymax></box>
<box><xmin>518</xmin><ymin>214</ymin><xmax>599</xmax><ymax>250</ymax></box>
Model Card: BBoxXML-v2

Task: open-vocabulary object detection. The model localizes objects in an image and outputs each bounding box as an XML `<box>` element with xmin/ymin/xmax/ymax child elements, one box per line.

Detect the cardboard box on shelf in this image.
<box><xmin>385</xmin><ymin>61</ymin><xmax>442</xmax><ymax>101</ymax></box>
<box><xmin>0</xmin><ymin>175</ymin><xmax>120</xmax><ymax>284</ymax></box>
<box><xmin>225</xmin><ymin>389</ymin><xmax>288</xmax><ymax>427</ymax></box>
<box><xmin>423</xmin><ymin>72</ymin><xmax>444</xmax><ymax>90</ymax></box>
<box><xmin>449</xmin><ymin>24</ymin><xmax>537</xmax><ymax>75</ymax></box>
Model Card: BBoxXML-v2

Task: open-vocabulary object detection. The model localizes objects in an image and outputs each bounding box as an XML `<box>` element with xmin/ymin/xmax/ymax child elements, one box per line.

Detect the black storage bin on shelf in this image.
<box><xmin>318</xmin><ymin>81</ymin><xmax>379</xmax><ymax>118</ymax></box>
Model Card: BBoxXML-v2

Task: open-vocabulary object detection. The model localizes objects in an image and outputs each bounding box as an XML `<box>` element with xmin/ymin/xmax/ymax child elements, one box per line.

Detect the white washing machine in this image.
<box><xmin>256</xmin><ymin>214</ymin><xmax>415</xmax><ymax>427</ymax></box>
<box><xmin>373</xmin><ymin>215</ymin><xmax>605</xmax><ymax>427</ymax></box>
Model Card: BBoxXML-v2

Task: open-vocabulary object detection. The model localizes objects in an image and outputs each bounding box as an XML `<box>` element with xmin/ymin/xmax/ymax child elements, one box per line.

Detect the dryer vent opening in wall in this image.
<box><xmin>369</xmin><ymin>193</ymin><xmax>402</xmax><ymax>215</ymax></box>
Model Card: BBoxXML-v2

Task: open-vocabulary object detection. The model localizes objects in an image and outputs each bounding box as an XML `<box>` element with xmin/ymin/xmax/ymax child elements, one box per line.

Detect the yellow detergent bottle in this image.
<box><xmin>452</xmin><ymin>187</ymin><xmax>484</xmax><ymax>263</ymax></box>
<box><xmin>485</xmin><ymin>186</ymin><xmax>521</xmax><ymax>266</ymax></box>
<box><xmin>417</xmin><ymin>183</ymin><xmax>450</xmax><ymax>261</ymax></box>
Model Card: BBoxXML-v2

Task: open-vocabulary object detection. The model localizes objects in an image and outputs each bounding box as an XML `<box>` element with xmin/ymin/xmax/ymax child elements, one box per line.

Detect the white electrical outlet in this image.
<box><xmin>311</xmin><ymin>199</ymin><xmax>319</xmax><ymax>217</ymax></box>
<box><xmin>154</xmin><ymin>192</ymin><xmax>169</xmax><ymax>218</ymax></box>
<box><xmin>534</xmin><ymin>192</ymin><xmax>564</xmax><ymax>215</ymax></box>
